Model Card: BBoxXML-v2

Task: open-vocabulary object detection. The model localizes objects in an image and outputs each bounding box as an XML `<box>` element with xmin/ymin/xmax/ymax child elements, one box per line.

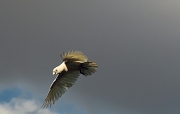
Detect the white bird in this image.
<box><xmin>41</xmin><ymin>51</ymin><xmax>98</xmax><ymax>108</ymax></box>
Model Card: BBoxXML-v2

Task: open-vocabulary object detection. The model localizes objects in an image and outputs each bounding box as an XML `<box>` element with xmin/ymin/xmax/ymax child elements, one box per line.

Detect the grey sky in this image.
<box><xmin>1</xmin><ymin>0</ymin><xmax>180</xmax><ymax>114</ymax></box>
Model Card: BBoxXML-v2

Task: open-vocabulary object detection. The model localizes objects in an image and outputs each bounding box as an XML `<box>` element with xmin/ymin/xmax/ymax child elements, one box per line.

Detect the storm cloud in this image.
<box><xmin>1</xmin><ymin>1</ymin><xmax>180</xmax><ymax>114</ymax></box>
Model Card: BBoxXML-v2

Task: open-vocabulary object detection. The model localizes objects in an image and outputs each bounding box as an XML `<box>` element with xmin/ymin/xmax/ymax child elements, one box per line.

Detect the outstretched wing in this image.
<box><xmin>61</xmin><ymin>50</ymin><xmax>88</xmax><ymax>62</ymax></box>
<box><xmin>41</xmin><ymin>70</ymin><xmax>80</xmax><ymax>108</ymax></box>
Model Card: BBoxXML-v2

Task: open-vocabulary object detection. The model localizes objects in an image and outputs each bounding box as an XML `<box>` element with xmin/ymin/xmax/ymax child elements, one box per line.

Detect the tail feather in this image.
<box><xmin>80</xmin><ymin>61</ymin><xmax>98</xmax><ymax>76</ymax></box>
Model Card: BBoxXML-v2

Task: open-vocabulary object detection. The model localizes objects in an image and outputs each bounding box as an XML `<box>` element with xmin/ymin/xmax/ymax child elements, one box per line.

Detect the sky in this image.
<box><xmin>1</xmin><ymin>0</ymin><xmax>180</xmax><ymax>114</ymax></box>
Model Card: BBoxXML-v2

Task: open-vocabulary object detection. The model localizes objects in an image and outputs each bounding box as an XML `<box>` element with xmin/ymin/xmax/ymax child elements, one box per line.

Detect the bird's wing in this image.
<box><xmin>41</xmin><ymin>70</ymin><xmax>80</xmax><ymax>108</ymax></box>
<box><xmin>61</xmin><ymin>50</ymin><xmax>88</xmax><ymax>62</ymax></box>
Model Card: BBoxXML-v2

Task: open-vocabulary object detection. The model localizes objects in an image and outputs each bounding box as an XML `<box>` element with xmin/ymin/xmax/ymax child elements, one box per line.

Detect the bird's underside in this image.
<box><xmin>41</xmin><ymin>51</ymin><xmax>98</xmax><ymax>108</ymax></box>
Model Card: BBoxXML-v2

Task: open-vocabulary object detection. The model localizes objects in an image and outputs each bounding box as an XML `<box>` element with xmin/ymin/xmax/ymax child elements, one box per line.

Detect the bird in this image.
<box><xmin>41</xmin><ymin>50</ymin><xmax>98</xmax><ymax>108</ymax></box>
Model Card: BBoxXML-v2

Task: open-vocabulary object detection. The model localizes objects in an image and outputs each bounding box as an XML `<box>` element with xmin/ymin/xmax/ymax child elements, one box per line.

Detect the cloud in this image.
<box><xmin>0</xmin><ymin>98</ymin><xmax>59</xmax><ymax>114</ymax></box>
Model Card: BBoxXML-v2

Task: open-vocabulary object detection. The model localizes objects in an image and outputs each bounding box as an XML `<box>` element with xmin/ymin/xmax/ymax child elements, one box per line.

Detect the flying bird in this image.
<box><xmin>41</xmin><ymin>50</ymin><xmax>98</xmax><ymax>108</ymax></box>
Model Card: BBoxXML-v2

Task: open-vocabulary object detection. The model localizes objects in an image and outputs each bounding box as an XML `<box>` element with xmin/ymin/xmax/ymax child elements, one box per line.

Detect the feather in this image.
<box><xmin>61</xmin><ymin>50</ymin><xmax>88</xmax><ymax>62</ymax></box>
<box><xmin>41</xmin><ymin>71</ymin><xmax>80</xmax><ymax>108</ymax></box>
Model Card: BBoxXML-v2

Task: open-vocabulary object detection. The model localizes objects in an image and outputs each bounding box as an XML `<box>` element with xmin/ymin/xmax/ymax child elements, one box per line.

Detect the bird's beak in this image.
<box><xmin>53</xmin><ymin>72</ymin><xmax>55</xmax><ymax>75</ymax></box>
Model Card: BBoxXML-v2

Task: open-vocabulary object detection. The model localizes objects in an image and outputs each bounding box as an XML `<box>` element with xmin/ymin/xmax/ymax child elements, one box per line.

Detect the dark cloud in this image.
<box><xmin>1</xmin><ymin>0</ymin><xmax>180</xmax><ymax>114</ymax></box>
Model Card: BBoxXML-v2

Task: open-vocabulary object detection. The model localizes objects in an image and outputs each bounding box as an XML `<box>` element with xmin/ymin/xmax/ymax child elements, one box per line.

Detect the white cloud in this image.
<box><xmin>0</xmin><ymin>98</ymin><xmax>59</xmax><ymax>114</ymax></box>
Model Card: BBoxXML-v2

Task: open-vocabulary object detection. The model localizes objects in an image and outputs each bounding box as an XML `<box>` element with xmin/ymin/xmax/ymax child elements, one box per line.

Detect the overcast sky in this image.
<box><xmin>1</xmin><ymin>0</ymin><xmax>180</xmax><ymax>114</ymax></box>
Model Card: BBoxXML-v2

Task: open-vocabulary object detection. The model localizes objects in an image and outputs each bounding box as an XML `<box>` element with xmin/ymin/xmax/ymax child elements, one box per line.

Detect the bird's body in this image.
<box><xmin>41</xmin><ymin>51</ymin><xmax>98</xmax><ymax>108</ymax></box>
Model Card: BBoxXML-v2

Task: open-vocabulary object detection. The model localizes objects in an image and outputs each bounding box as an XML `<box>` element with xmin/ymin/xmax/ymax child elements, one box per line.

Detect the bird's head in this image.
<box><xmin>52</xmin><ymin>68</ymin><xmax>58</xmax><ymax>75</ymax></box>
<box><xmin>52</xmin><ymin>62</ymin><xmax>67</xmax><ymax>75</ymax></box>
